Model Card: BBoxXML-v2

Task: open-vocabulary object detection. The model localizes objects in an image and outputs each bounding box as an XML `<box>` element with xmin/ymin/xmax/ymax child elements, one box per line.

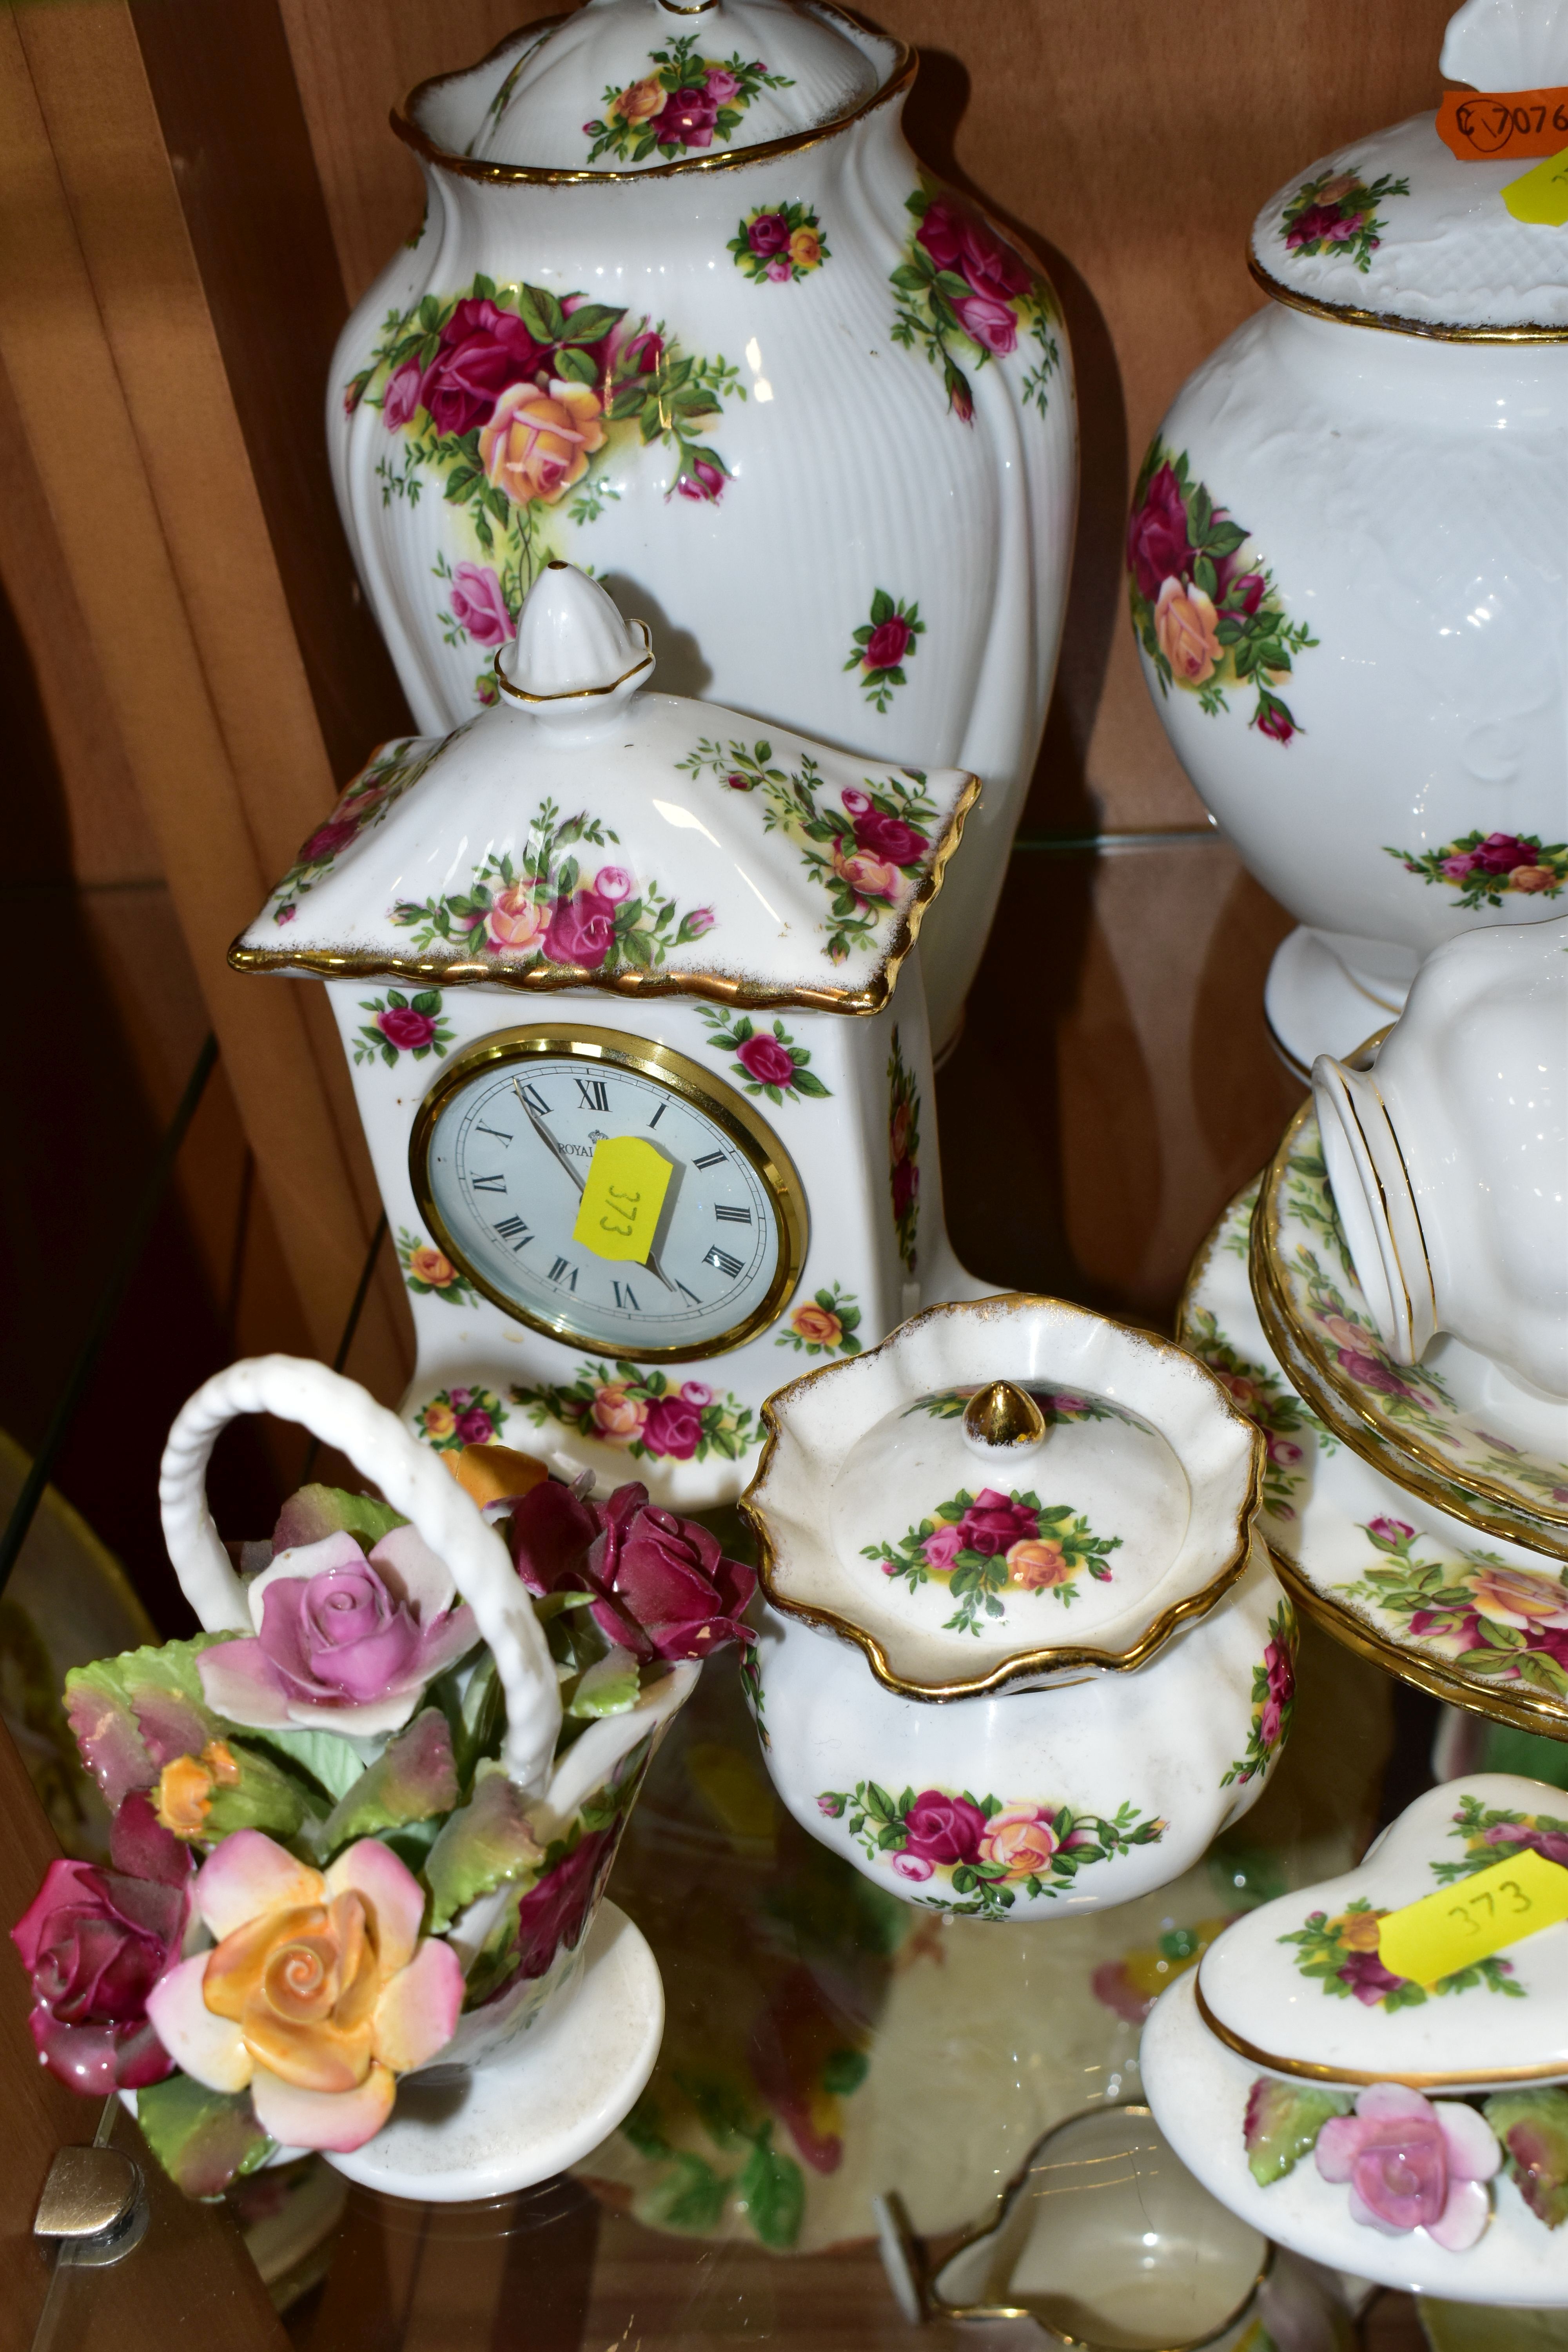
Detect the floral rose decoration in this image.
<box><xmin>11</xmin><ymin>1794</ymin><xmax>193</xmax><ymax>2091</ymax></box>
<box><xmin>1126</xmin><ymin>463</ymin><xmax>1192</xmax><ymax>602</ymax></box>
<box><xmin>641</xmin><ymin>1394</ymin><xmax>704</xmax><ymax>1461</ymax></box>
<box><xmin>956</xmin><ymin>1490</ymin><xmax>1039</xmax><ymax>1556</ymax></box>
<box><xmin>1154</xmin><ymin>577</ymin><xmax>1222</xmax><ymax>685</ymax></box>
<box><xmin>747</xmin><ymin>211</ymin><xmax>790</xmax><ymax>258</ymax></box>
<box><xmin>447</xmin><ymin>563</ymin><xmax>515</xmax><ymax>651</ymax></box>
<box><xmin>677</xmin><ymin>455</ymin><xmax>726</xmax><ymax>503</ymax></box>
<box><xmin>417</xmin><ymin>296</ymin><xmax>551</xmax><ymax>439</ymax></box>
<box><xmin>790</xmin><ymin>1302</ymin><xmax>841</xmax><ymax>1348</ymax></box>
<box><xmin>590</xmin><ymin>1384</ymin><xmax>648</xmax><ymax>1446</ymax></box>
<box><xmin>736</xmin><ymin>1032</ymin><xmax>797</xmax><ymax>1089</ymax></box>
<box><xmin>979</xmin><ymin>1804</ymin><xmax>1058</xmax><ymax>1878</ymax></box>
<box><xmin>1258</xmin><ymin>1632</ymin><xmax>1295</xmax><ymax>1747</ymax></box>
<box><xmin>510</xmin><ymin>1477</ymin><xmax>754</xmax><ymax>1662</ymax></box>
<box><xmin>543</xmin><ymin>886</ymin><xmax>617</xmax><ymax>969</ymax></box>
<box><xmin>1007</xmin><ymin>1537</ymin><xmax>1069</xmax><ymax>1590</ymax></box>
<box><xmin>892</xmin><ymin>1789</ymin><xmax>986</xmax><ymax>1881</ymax></box>
<box><xmin>196</xmin><ymin>1524</ymin><xmax>477</xmax><ymax>1738</ymax></box>
<box><xmin>147</xmin><ymin>1832</ymin><xmax>463</xmax><ymax>2154</ymax></box>
<box><xmin>377</xmin><ymin>1002</ymin><xmax>438</xmax><ymax>1053</ymax></box>
<box><xmin>479</xmin><ymin>379</ymin><xmax>606</xmax><ymax>509</ymax></box>
<box><xmin>1316</xmin><ymin>2084</ymin><xmax>1500</xmax><ymax>2249</ymax></box>
<box><xmin>1483</xmin><ymin>1818</ymin><xmax>1568</xmax><ymax>1868</ymax></box>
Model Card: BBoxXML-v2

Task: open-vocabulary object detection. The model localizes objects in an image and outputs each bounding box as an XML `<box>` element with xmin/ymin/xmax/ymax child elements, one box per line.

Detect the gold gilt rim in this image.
<box><xmin>1250</xmin><ymin>1096</ymin><xmax>1568</xmax><ymax>1547</ymax></box>
<box><xmin>1269</xmin><ymin>1544</ymin><xmax>1568</xmax><ymax>1738</ymax></box>
<box><xmin>394</xmin><ymin>9</ymin><xmax>915</xmax><ymax>188</ymax></box>
<box><xmin>1194</xmin><ymin>1975</ymin><xmax>1568</xmax><ymax>2089</ymax></box>
<box><xmin>491</xmin><ymin>618</ymin><xmax>653</xmax><ymax>703</ymax></box>
<box><xmin>228</xmin><ymin>772</ymin><xmax>980</xmax><ymax>1018</ymax></box>
<box><xmin>739</xmin><ymin>1292</ymin><xmax>1267</xmax><ymax>1703</ymax></box>
<box><xmin>1249</xmin><ymin>252</ymin><xmax>1568</xmax><ymax>343</ymax></box>
<box><xmin>922</xmin><ymin>2104</ymin><xmax>1274</xmax><ymax>2344</ymax></box>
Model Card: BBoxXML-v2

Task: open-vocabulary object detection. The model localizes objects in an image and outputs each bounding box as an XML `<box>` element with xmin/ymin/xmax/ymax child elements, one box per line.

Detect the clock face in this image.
<box><xmin>410</xmin><ymin>1027</ymin><xmax>808</xmax><ymax>1361</ymax></box>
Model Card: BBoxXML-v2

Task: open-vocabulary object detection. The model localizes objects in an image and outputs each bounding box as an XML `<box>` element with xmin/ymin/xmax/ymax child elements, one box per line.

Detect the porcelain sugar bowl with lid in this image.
<box><xmin>739</xmin><ymin>1292</ymin><xmax>1294</xmax><ymax>1919</ymax></box>
<box><xmin>326</xmin><ymin>0</ymin><xmax>1077</xmax><ymax>1056</ymax></box>
<box><xmin>1142</xmin><ymin>1772</ymin><xmax>1568</xmax><ymax>2304</ymax></box>
<box><xmin>231</xmin><ymin>563</ymin><xmax>985</xmax><ymax>1510</ymax></box>
<box><xmin>1128</xmin><ymin>0</ymin><xmax>1568</xmax><ymax>1072</ymax></box>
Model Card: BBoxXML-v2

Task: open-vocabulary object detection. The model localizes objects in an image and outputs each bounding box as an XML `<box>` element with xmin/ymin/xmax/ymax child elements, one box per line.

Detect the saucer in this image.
<box><xmin>326</xmin><ymin>1900</ymin><xmax>662</xmax><ymax>2202</ymax></box>
<box><xmin>1142</xmin><ymin>1969</ymin><xmax>1566</xmax><ymax>2307</ymax></box>
<box><xmin>1180</xmin><ymin>1183</ymin><xmax>1568</xmax><ymax>1735</ymax></box>
<box><xmin>1252</xmin><ymin>1102</ymin><xmax>1568</xmax><ymax>1558</ymax></box>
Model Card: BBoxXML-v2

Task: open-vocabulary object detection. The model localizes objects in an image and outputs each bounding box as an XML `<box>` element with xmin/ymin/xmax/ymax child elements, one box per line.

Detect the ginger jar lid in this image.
<box><xmin>403</xmin><ymin>0</ymin><xmax>901</xmax><ymax>178</ymax></box>
<box><xmin>1250</xmin><ymin>0</ymin><xmax>1568</xmax><ymax>336</ymax></box>
<box><xmin>1196</xmin><ymin>1776</ymin><xmax>1568</xmax><ymax>2092</ymax></box>
<box><xmin>229</xmin><ymin>564</ymin><xmax>976</xmax><ymax>1013</ymax></box>
<box><xmin>741</xmin><ymin>1293</ymin><xmax>1265</xmax><ymax>1699</ymax></box>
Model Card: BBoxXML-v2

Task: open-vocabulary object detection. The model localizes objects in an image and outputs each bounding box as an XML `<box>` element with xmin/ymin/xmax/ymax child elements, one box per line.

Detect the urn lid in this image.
<box><xmin>230</xmin><ymin>565</ymin><xmax>976</xmax><ymax>1014</ymax></box>
<box><xmin>741</xmin><ymin>1293</ymin><xmax>1264</xmax><ymax>1698</ymax></box>
<box><xmin>1249</xmin><ymin>0</ymin><xmax>1568</xmax><ymax>336</ymax></box>
<box><xmin>402</xmin><ymin>0</ymin><xmax>902</xmax><ymax>179</ymax></box>
<box><xmin>1195</xmin><ymin>1776</ymin><xmax>1568</xmax><ymax>2091</ymax></box>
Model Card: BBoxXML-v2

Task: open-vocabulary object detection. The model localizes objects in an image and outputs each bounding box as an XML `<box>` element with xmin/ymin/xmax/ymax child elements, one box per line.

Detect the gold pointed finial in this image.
<box><xmin>962</xmin><ymin>1381</ymin><xmax>1047</xmax><ymax>1451</ymax></box>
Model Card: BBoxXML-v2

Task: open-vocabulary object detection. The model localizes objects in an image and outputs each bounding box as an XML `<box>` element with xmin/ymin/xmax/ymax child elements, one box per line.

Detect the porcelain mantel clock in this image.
<box><xmin>233</xmin><ymin>566</ymin><xmax>982</xmax><ymax>1505</ymax></box>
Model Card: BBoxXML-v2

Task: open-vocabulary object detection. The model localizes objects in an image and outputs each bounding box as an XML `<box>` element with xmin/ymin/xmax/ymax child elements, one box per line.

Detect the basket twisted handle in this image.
<box><xmin>159</xmin><ymin>1355</ymin><xmax>562</xmax><ymax>1795</ymax></box>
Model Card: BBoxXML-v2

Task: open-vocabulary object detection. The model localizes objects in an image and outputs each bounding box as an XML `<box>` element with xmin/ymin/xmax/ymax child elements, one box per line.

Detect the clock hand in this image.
<box><xmin>512</xmin><ymin>1078</ymin><xmax>677</xmax><ymax>1292</ymax></box>
<box><xmin>514</xmin><ymin>1082</ymin><xmax>584</xmax><ymax>1198</ymax></box>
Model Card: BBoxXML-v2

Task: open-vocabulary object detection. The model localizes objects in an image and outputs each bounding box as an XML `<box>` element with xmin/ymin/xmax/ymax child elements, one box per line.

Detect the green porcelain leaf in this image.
<box><xmin>424</xmin><ymin>1762</ymin><xmax>543</xmax><ymax>1934</ymax></box>
<box><xmin>1243</xmin><ymin>2076</ymin><xmax>1353</xmax><ymax>2185</ymax></box>
<box><xmin>1485</xmin><ymin>2087</ymin><xmax>1568</xmax><ymax>2229</ymax></box>
<box><xmin>64</xmin><ymin>1636</ymin><xmax>233</xmax><ymax>1808</ymax></box>
<box><xmin>321</xmin><ymin>1708</ymin><xmax>459</xmax><ymax>1853</ymax></box>
<box><xmin>271</xmin><ymin>1483</ymin><xmax>408</xmax><ymax>1553</ymax></box>
<box><xmin>135</xmin><ymin>2075</ymin><xmax>274</xmax><ymax>2199</ymax></box>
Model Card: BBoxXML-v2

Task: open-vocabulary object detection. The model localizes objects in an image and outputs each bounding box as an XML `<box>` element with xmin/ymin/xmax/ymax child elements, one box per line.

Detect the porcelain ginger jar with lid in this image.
<box><xmin>1127</xmin><ymin>0</ymin><xmax>1568</xmax><ymax>1073</ymax></box>
<box><xmin>326</xmin><ymin>0</ymin><xmax>1077</xmax><ymax>1055</ymax></box>
<box><xmin>1142</xmin><ymin>1773</ymin><xmax>1568</xmax><ymax>2304</ymax></box>
<box><xmin>739</xmin><ymin>1292</ymin><xmax>1294</xmax><ymax>1919</ymax></box>
<box><xmin>231</xmin><ymin>563</ymin><xmax>982</xmax><ymax>1509</ymax></box>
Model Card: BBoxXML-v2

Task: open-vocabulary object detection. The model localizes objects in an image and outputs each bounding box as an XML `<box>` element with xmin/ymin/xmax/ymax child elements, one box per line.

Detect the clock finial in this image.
<box><xmin>495</xmin><ymin>561</ymin><xmax>654</xmax><ymax>714</ymax></box>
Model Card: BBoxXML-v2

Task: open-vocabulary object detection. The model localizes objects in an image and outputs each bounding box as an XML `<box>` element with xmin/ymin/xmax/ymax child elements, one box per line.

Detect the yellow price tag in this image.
<box><xmin>1377</xmin><ymin>1848</ymin><xmax>1568</xmax><ymax>1986</ymax></box>
<box><xmin>1503</xmin><ymin>144</ymin><xmax>1568</xmax><ymax>226</ymax></box>
<box><xmin>572</xmin><ymin>1135</ymin><xmax>673</xmax><ymax>1265</ymax></box>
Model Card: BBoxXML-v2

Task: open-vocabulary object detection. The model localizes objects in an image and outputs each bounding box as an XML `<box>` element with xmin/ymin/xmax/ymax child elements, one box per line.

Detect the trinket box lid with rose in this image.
<box><xmin>405</xmin><ymin>0</ymin><xmax>902</xmax><ymax>178</ymax></box>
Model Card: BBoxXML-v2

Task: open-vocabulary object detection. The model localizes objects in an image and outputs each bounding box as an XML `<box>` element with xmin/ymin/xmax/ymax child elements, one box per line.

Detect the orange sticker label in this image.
<box><xmin>1437</xmin><ymin>88</ymin><xmax>1568</xmax><ymax>161</ymax></box>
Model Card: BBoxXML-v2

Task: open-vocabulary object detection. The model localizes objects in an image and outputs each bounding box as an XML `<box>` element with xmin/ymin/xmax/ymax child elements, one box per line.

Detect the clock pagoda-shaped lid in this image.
<box><xmin>231</xmin><ymin>565</ymin><xmax>976</xmax><ymax>1014</ymax></box>
<box><xmin>1249</xmin><ymin>0</ymin><xmax>1568</xmax><ymax>334</ymax></box>
<box><xmin>402</xmin><ymin>0</ymin><xmax>900</xmax><ymax>178</ymax></box>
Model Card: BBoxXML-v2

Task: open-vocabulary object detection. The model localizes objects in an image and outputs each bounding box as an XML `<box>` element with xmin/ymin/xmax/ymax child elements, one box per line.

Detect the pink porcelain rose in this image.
<box><xmin>197</xmin><ymin>1524</ymin><xmax>477</xmax><ymax>1738</ymax></box>
<box><xmin>147</xmin><ymin>1832</ymin><xmax>463</xmax><ymax>2154</ymax></box>
<box><xmin>1316</xmin><ymin>2083</ymin><xmax>1499</xmax><ymax>2249</ymax></box>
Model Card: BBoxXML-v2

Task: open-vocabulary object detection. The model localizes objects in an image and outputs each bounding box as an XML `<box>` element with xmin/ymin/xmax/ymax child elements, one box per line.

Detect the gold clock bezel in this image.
<box><xmin>408</xmin><ymin>1024</ymin><xmax>809</xmax><ymax>1363</ymax></box>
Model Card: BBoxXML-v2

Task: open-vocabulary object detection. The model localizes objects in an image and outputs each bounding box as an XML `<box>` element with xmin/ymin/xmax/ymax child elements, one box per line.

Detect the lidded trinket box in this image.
<box><xmin>327</xmin><ymin>0</ymin><xmax>1077</xmax><ymax>1053</ymax></box>
<box><xmin>231</xmin><ymin>564</ymin><xmax>981</xmax><ymax>1506</ymax></box>
<box><xmin>1127</xmin><ymin>0</ymin><xmax>1568</xmax><ymax>1071</ymax></box>
<box><xmin>1143</xmin><ymin>1773</ymin><xmax>1568</xmax><ymax>2304</ymax></box>
<box><xmin>740</xmin><ymin>1293</ymin><xmax>1293</xmax><ymax>1917</ymax></box>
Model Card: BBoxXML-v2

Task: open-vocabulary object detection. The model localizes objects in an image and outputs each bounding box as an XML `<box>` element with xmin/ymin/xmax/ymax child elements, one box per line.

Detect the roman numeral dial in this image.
<box><xmin>409</xmin><ymin>1030</ymin><xmax>808</xmax><ymax>1363</ymax></box>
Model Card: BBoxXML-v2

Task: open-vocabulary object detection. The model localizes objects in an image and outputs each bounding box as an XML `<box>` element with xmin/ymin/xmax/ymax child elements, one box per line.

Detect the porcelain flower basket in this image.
<box><xmin>326</xmin><ymin>0</ymin><xmax>1077</xmax><ymax>1052</ymax></box>
<box><xmin>1127</xmin><ymin>0</ymin><xmax>1568</xmax><ymax>1070</ymax></box>
<box><xmin>740</xmin><ymin>1296</ymin><xmax>1293</xmax><ymax>1920</ymax></box>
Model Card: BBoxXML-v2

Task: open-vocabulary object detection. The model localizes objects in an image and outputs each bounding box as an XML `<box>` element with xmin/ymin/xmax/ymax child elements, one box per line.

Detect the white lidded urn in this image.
<box><xmin>1126</xmin><ymin>0</ymin><xmax>1568</xmax><ymax>1074</ymax></box>
<box><xmin>326</xmin><ymin>0</ymin><xmax>1077</xmax><ymax>1056</ymax></box>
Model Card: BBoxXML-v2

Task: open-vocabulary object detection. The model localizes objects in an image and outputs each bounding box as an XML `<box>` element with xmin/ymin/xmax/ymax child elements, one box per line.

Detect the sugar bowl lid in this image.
<box><xmin>230</xmin><ymin>565</ymin><xmax>976</xmax><ymax>1013</ymax></box>
<box><xmin>403</xmin><ymin>0</ymin><xmax>902</xmax><ymax>178</ymax></box>
<box><xmin>741</xmin><ymin>1293</ymin><xmax>1265</xmax><ymax>1699</ymax></box>
<box><xmin>1250</xmin><ymin>0</ymin><xmax>1568</xmax><ymax>336</ymax></box>
<box><xmin>1196</xmin><ymin>1775</ymin><xmax>1568</xmax><ymax>2092</ymax></box>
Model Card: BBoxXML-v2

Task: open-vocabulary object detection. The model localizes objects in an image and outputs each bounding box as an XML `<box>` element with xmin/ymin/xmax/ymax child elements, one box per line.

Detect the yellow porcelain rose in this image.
<box><xmin>479</xmin><ymin>379</ymin><xmax>606</xmax><ymax>509</ymax></box>
<box><xmin>1154</xmin><ymin>576</ymin><xmax>1222</xmax><ymax>686</ymax></box>
<box><xmin>1466</xmin><ymin>1560</ymin><xmax>1568</xmax><ymax>1629</ymax></box>
<box><xmin>790</xmin><ymin>1302</ymin><xmax>842</xmax><ymax>1348</ymax></box>
<box><xmin>408</xmin><ymin>1244</ymin><xmax>457</xmax><ymax>1290</ymax></box>
<box><xmin>1006</xmin><ymin>1536</ymin><xmax>1069</xmax><ymax>1591</ymax></box>
<box><xmin>590</xmin><ymin>1383</ymin><xmax>648</xmax><ymax>1446</ymax></box>
<box><xmin>146</xmin><ymin>1831</ymin><xmax>462</xmax><ymax>2152</ymax></box>
<box><xmin>610</xmin><ymin>74</ymin><xmax>665</xmax><ymax>129</ymax></box>
<box><xmin>789</xmin><ymin>226</ymin><xmax>822</xmax><ymax>271</ymax></box>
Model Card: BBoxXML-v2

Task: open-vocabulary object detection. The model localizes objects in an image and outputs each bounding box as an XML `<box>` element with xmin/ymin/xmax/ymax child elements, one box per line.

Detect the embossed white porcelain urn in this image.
<box><xmin>1127</xmin><ymin>0</ymin><xmax>1568</xmax><ymax>1073</ymax></box>
<box><xmin>326</xmin><ymin>0</ymin><xmax>1077</xmax><ymax>1054</ymax></box>
<box><xmin>232</xmin><ymin>563</ymin><xmax>985</xmax><ymax>1509</ymax></box>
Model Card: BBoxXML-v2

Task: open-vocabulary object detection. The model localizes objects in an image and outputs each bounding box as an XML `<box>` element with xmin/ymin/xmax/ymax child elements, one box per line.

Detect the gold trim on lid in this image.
<box><xmin>1249</xmin><ymin>250</ymin><xmax>1568</xmax><ymax>343</ymax></box>
<box><xmin>394</xmin><ymin>9</ymin><xmax>915</xmax><ymax>188</ymax></box>
<box><xmin>741</xmin><ymin>1293</ymin><xmax>1267</xmax><ymax>1702</ymax></box>
<box><xmin>963</xmin><ymin>1380</ymin><xmax>1046</xmax><ymax>1450</ymax></box>
<box><xmin>490</xmin><ymin>618</ymin><xmax>653</xmax><ymax>704</ymax></box>
<box><xmin>1194</xmin><ymin>1972</ymin><xmax>1568</xmax><ymax>2090</ymax></box>
<box><xmin>228</xmin><ymin>773</ymin><xmax>981</xmax><ymax>1017</ymax></box>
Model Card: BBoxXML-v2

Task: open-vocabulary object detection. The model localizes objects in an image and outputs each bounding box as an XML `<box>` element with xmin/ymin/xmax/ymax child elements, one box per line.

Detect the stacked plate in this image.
<box><xmin>1178</xmin><ymin>1093</ymin><xmax>1568</xmax><ymax>1737</ymax></box>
